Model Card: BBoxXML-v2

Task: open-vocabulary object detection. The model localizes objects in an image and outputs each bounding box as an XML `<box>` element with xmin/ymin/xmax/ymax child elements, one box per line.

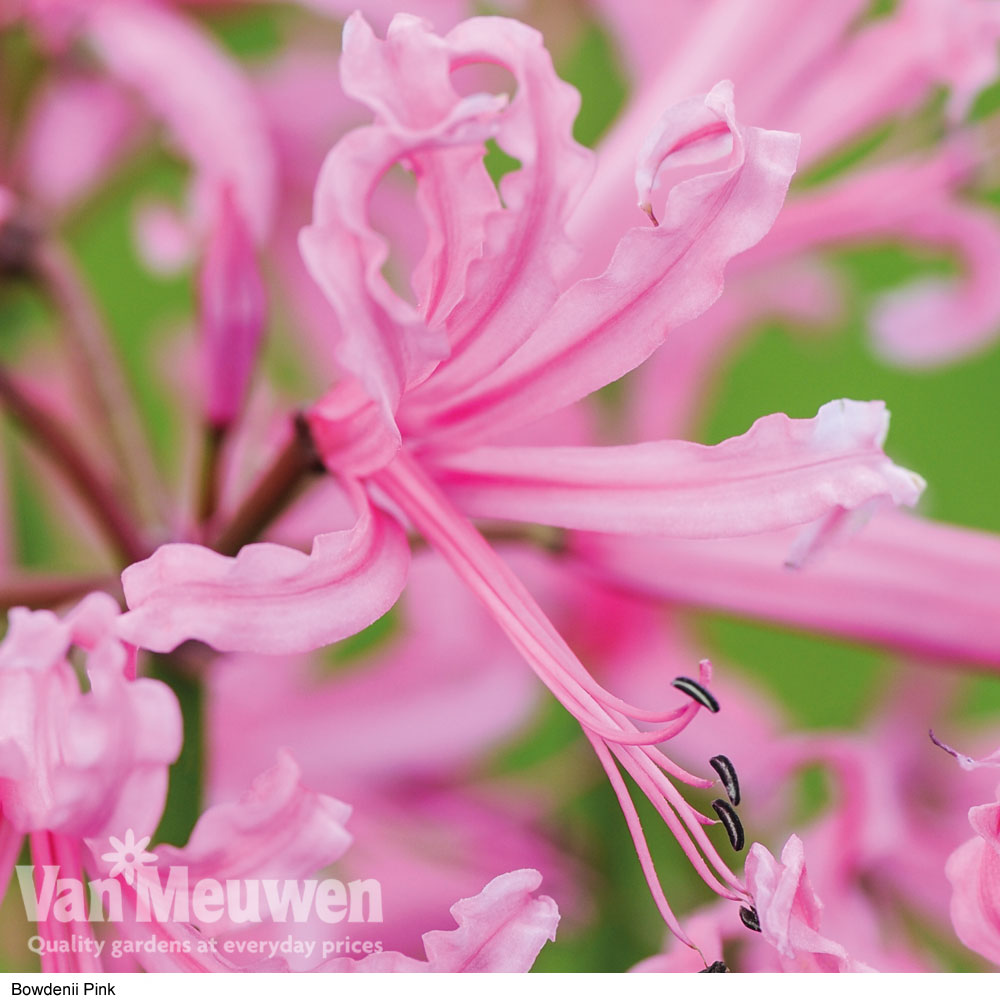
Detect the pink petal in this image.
<box><xmin>578</xmin><ymin>509</ymin><xmax>1000</xmax><ymax>668</ymax></box>
<box><xmin>420</xmin><ymin>82</ymin><xmax>799</xmax><ymax>445</ymax></box>
<box><xmin>395</xmin><ymin>15</ymin><xmax>594</xmax><ymax>405</ymax></box>
<box><xmin>0</xmin><ymin>187</ymin><xmax>13</xmax><ymax>228</ymax></box>
<box><xmin>84</xmin><ymin>2</ymin><xmax>275</xmax><ymax>249</ymax></box>
<box><xmin>319</xmin><ymin>869</ymin><xmax>558</xmax><ymax>972</ymax></box>
<box><xmin>133</xmin><ymin>202</ymin><xmax>197</xmax><ymax>274</ymax></box>
<box><xmin>746</xmin><ymin>836</ymin><xmax>874</xmax><ymax>972</ymax></box>
<box><xmin>16</xmin><ymin>74</ymin><xmax>139</xmax><ymax>213</ymax></box>
<box><xmin>0</xmin><ymin>600</ymin><xmax>181</xmax><ymax>841</ymax></box>
<box><xmin>427</xmin><ymin>400</ymin><xmax>922</xmax><ymax>537</ymax></box>
<box><xmin>140</xmin><ymin>752</ymin><xmax>352</xmax><ymax>934</ymax></box>
<box><xmin>946</xmin><ymin>796</ymin><xmax>1000</xmax><ymax>965</ymax></box>
<box><xmin>117</xmin><ymin>482</ymin><xmax>410</xmax><ymax>655</ymax></box>
<box><xmin>299</xmin><ymin>90</ymin><xmax>503</xmax><ymax>426</ymax></box>
<box><xmin>199</xmin><ymin>187</ymin><xmax>267</xmax><ymax>428</ymax></box>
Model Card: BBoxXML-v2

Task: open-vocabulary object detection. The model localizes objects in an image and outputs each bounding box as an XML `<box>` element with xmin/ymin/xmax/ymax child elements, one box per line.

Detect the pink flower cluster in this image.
<box><xmin>0</xmin><ymin>0</ymin><xmax>999</xmax><ymax>974</ymax></box>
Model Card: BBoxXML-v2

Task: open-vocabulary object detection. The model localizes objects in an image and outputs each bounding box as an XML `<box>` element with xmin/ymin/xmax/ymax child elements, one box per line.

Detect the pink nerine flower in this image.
<box><xmin>116</xmin><ymin>14</ymin><xmax>924</xmax><ymax>946</ymax></box>
<box><xmin>0</xmin><ymin>593</ymin><xmax>181</xmax><ymax>847</ymax></box>
<box><xmin>0</xmin><ymin>593</ymin><xmax>182</xmax><ymax>973</ymax></box>
<box><xmin>745</xmin><ymin>836</ymin><xmax>875</xmax><ymax>973</ymax></box>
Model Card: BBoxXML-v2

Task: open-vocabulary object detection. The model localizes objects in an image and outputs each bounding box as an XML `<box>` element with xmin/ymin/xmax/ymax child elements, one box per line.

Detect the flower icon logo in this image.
<box><xmin>101</xmin><ymin>830</ymin><xmax>158</xmax><ymax>886</ymax></box>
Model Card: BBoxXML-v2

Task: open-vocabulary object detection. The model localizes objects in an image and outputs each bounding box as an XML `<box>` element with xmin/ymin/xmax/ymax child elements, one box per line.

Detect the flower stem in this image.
<box><xmin>31</xmin><ymin>240</ymin><xmax>168</xmax><ymax>528</ymax></box>
<box><xmin>211</xmin><ymin>414</ymin><xmax>323</xmax><ymax>556</ymax></box>
<box><xmin>0</xmin><ymin>366</ymin><xmax>148</xmax><ymax>564</ymax></box>
<box><xmin>197</xmin><ymin>422</ymin><xmax>227</xmax><ymax>531</ymax></box>
<box><xmin>0</xmin><ymin>573</ymin><xmax>117</xmax><ymax>612</ymax></box>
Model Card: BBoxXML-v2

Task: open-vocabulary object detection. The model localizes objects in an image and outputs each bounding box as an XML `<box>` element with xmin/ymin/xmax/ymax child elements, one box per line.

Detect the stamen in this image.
<box><xmin>739</xmin><ymin>905</ymin><xmax>761</xmax><ymax>933</ymax></box>
<box><xmin>709</xmin><ymin>754</ymin><xmax>741</xmax><ymax>806</ymax></box>
<box><xmin>711</xmin><ymin>799</ymin><xmax>745</xmax><ymax>851</ymax></box>
<box><xmin>373</xmin><ymin>452</ymin><xmax>750</xmax><ymax>937</ymax></box>
<box><xmin>699</xmin><ymin>961</ymin><xmax>728</xmax><ymax>973</ymax></box>
<box><xmin>672</xmin><ymin>676</ymin><xmax>720</xmax><ymax>713</ymax></box>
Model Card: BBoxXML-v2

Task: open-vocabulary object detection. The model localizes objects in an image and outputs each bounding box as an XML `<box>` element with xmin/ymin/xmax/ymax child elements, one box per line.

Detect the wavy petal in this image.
<box><xmin>131</xmin><ymin>752</ymin><xmax>353</xmax><ymax>934</ymax></box>
<box><xmin>746</xmin><ymin>836</ymin><xmax>875</xmax><ymax>973</ymax></box>
<box><xmin>427</xmin><ymin>400</ymin><xmax>922</xmax><ymax>537</ymax></box>
<box><xmin>117</xmin><ymin>483</ymin><xmax>409</xmax><ymax>655</ymax></box>
<box><xmin>419</xmin><ymin>82</ymin><xmax>799</xmax><ymax>445</ymax></box>
<box><xmin>299</xmin><ymin>87</ymin><xmax>504</xmax><ymax>427</ymax></box>
<box><xmin>398</xmin><ymin>15</ymin><xmax>594</xmax><ymax>405</ymax></box>
<box><xmin>319</xmin><ymin>869</ymin><xmax>558</xmax><ymax>972</ymax></box>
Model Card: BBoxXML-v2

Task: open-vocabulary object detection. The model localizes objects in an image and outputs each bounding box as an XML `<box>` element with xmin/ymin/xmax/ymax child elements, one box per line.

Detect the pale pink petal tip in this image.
<box><xmin>635</xmin><ymin>80</ymin><xmax>738</xmax><ymax>223</ymax></box>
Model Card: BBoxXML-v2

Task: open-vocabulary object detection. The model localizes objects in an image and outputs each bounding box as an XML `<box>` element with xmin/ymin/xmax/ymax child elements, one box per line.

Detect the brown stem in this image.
<box><xmin>31</xmin><ymin>240</ymin><xmax>168</xmax><ymax>528</ymax></box>
<box><xmin>0</xmin><ymin>573</ymin><xmax>118</xmax><ymax>612</ymax></box>
<box><xmin>0</xmin><ymin>367</ymin><xmax>148</xmax><ymax>565</ymax></box>
<box><xmin>197</xmin><ymin>423</ymin><xmax>227</xmax><ymax>531</ymax></box>
<box><xmin>211</xmin><ymin>414</ymin><xmax>323</xmax><ymax>557</ymax></box>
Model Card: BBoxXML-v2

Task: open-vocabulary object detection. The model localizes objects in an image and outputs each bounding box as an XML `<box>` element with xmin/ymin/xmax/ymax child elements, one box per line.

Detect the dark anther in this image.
<box><xmin>709</xmin><ymin>754</ymin><xmax>741</xmax><ymax>806</ymax></box>
<box><xmin>698</xmin><ymin>961</ymin><xmax>728</xmax><ymax>973</ymax></box>
<box><xmin>711</xmin><ymin>799</ymin><xmax>745</xmax><ymax>851</ymax></box>
<box><xmin>739</xmin><ymin>906</ymin><xmax>761</xmax><ymax>933</ymax></box>
<box><xmin>671</xmin><ymin>676</ymin><xmax>720</xmax><ymax>713</ymax></box>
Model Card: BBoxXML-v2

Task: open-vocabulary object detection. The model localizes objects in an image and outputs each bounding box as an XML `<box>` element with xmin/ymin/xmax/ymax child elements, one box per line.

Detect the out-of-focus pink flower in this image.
<box><xmin>0</xmin><ymin>593</ymin><xmax>182</xmax><ymax>973</ymax></box>
<box><xmin>13</xmin><ymin>74</ymin><xmax>139</xmax><ymax>214</ymax></box>
<box><xmin>199</xmin><ymin>186</ymin><xmax>267</xmax><ymax>430</ymax></box>
<box><xmin>745</xmin><ymin>835</ymin><xmax>874</xmax><ymax>973</ymax></box>
<box><xmin>108</xmin><ymin>753</ymin><xmax>558</xmax><ymax>973</ymax></box>
<box><xmin>81</xmin><ymin>1</ymin><xmax>277</xmax><ymax>268</ymax></box>
<box><xmin>0</xmin><ymin>593</ymin><xmax>181</xmax><ymax>847</ymax></box>
<box><xmin>946</xmin><ymin>787</ymin><xmax>1000</xmax><ymax>966</ymax></box>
